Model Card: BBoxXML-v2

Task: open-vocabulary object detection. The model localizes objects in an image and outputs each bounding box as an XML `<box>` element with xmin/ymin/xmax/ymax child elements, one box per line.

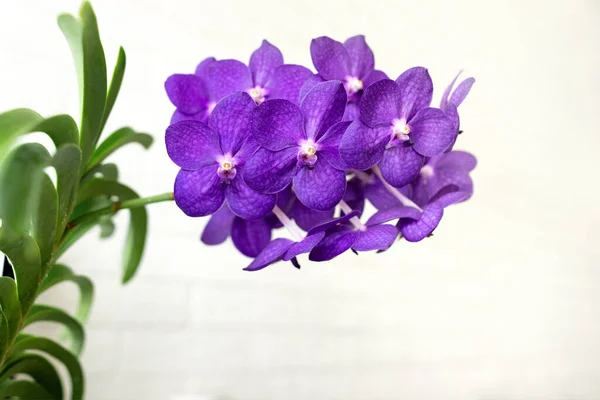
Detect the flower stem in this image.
<box><xmin>68</xmin><ymin>192</ymin><xmax>174</xmax><ymax>229</ymax></box>
<box><xmin>338</xmin><ymin>200</ymin><xmax>365</xmax><ymax>231</ymax></box>
<box><xmin>272</xmin><ymin>205</ymin><xmax>303</xmax><ymax>242</ymax></box>
<box><xmin>371</xmin><ymin>166</ymin><xmax>423</xmax><ymax>211</ymax></box>
<box><xmin>351</xmin><ymin>169</ymin><xmax>372</xmax><ymax>183</ymax></box>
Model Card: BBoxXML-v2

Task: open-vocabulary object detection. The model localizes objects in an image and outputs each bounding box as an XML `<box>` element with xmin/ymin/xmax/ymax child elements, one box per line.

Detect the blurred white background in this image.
<box><xmin>1</xmin><ymin>0</ymin><xmax>599</xmax><ymax>399</ymax></box>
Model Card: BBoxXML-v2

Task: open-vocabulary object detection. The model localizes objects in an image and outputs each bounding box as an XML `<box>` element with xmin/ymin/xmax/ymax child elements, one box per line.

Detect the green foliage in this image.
<box><xmin>0</xmin><ymin>109</ymin><xmax>44</xmax><ymax>161</ymax></box>
<box><xmin>87</xmin><ymin>126</ymin><xmax>153</xmax><ymax>171</ymax></box>
<box><xmin>0</xmin><ymin>380</ymin><xmax>52</xmax><ymax>399</ymax></box>
<box><xmin>11</xmin><ymin>335</ymin><xmax>84</xmax><ymax>399</ymax></box>
<box><xmin>0</xmin><ymin>143</ymin><xmax>51</xmax><ymax>233</ymax></box>
<box><xmin>0</xmin><ymin>2</ymin><xmax>158</xmax><ymax>398</ymax></box>
<box><xmin>78</xmin><ymin>179</ymin><xmax>148</xmax><ymax>283</ymax></box>
<box><xmin>0</xmin><ymin>277</ymin><xmax>21</xmax><ymax>354</ymax></box>
<box><xmin>79</xmin><ymin>2</ymin><xmax>107</xmax><ymax>167</ymax></box>
<box><xmin>39</xmin><ymin>265</ymin><xmax>93</xmax><ymax>325</ymax></box>
<box><xmin>0</xmin><ymin>354</ymin><xmax>63</xmax><ymax>399</ymax></box>
<box><xmin>53</xmin><ymin>144</ymin><xmax>83</xmax><ymax>240</ymax></box>
<box><xmin>24</xmin><ymin>305</ymin><xmax>85</xmax><ymax>356</ymax></box>
<box><xmin>34</xmin><ymin>174</ymin><xmax>59</xmax><ymax>266</ymax></box>
<box><xmin>102</xmin><ymin>47</ymin><xmax>127</xmax><ymax>133</ymax></box>
<box><xmin>0</xmin><ymin>228</ymin><xmax>42</xmax><ymax>314</ymax></box>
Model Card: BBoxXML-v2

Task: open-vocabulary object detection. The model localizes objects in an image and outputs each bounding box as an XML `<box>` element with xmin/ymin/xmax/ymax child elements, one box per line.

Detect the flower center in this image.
<box><xmin>345</xmin><ymin>76</ymin><xmax>364</xmax><ymax>95</ymax></box>
<box><xmin>207</xmin><ymin>101</ymin><xmax>217</xmax><ymax>115</ymax></box>
<box><xmin>392</xmin><ymin>118</ymin><xmax>411</xmax><ymax>141</ymax></box>
<box><xmin>297</xmin><ymin>140</ymin><xmax>318</xmax><ymax>167</ymax></box>
<box><xmin>420</xmin><ymin>165</ymin><xmax>434</xmax><ymax>180</ymax></box>
<box><xmin>217</xmin><ymin>155</ymin><xmax>237</xmax><ymax>183</ymax></box>
<box><xmin>248</xmin><ymin>86</ymin><xmax>267</xmax><ymax>104</ymax></box>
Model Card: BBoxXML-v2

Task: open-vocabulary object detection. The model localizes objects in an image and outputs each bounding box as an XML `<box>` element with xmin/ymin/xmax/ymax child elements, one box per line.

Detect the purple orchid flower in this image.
<box><xmin>301</xmin><ymin>35</ymin><xmax>388</xmax><ymax>120</ymax></box>
<box><xmin>207</xmin><ymin>40</ymin><xmax>313</xmax><ymax>106</ymax></box>
<box><xmin>363</xmin><ymin>172</ymin><xmax>412</xmax><ymax>211</ymax></box>
<box><xmin>165</xmin><ymin>57</ymin><xmax>219</xmax><ymax>124</ymax></box>
<box><xmin>339</xmin><ymin>67</ymin><xmax>456</xmax><ymax>188</ymax></box>
<box><xmin>243</xmin><ymin>80</ymin><xmax>350</xmax><ymax>211</ymax></box>
<box><xmin>244</xmin><ymin>210</ymin><xmax>361</xmax><ymax>271</ymax></box>
<box><xmin>200</xmin><ymin>188</ymin><xmax>294</xmax><ymax>257</ymax></box>
<box><xmin>309</xmin><ymin>206</ymin><xmax>421</xmax><ymax>261</ymax></box>
<box><xmin>166</xmin><ymin>92</ymin><xmax>276</xmax><ymax>220</ymax></box>
<box><xmin>165</xmin><ymin>41</ymin><xmax>313</xmax><ymax>124</ymax></box>
<box><xmin>440</xmin><ymin>71</ymin><xmax>476</xmax><ymax>150</ymax></box>
<box><xmin>376</xmin><ymin>151</ymin><xmax>476</xmax><ymax>242</ymax></box>
<box><xmin>200</xmin><ymin>205</ymin><xmax>272</xmax><ymax>257</ymax></box>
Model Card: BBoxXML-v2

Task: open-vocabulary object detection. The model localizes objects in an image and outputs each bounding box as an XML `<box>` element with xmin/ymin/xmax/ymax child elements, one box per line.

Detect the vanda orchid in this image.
<box><xmin>165</xmin><ymin>34</ymin><xmax>477</xmax><ymax>271</ymax></box>
<box><xmin>0</xmin><ymin>2</ymin><xmax>478</xmax><ymax>397</ymax></box>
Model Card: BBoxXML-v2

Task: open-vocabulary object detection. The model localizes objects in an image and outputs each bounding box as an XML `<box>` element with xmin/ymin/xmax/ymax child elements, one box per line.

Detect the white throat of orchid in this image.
<box><xmin>207</xmin><ymin>101</ymin><xmax>217</xmax><ymax>115</ymax></box>
<box><xmin>345</xmin><ymin>76</ymin><xmax>364</xmax><ymax>94</ymax></box>
<box><xmin>420</xmin><ymin>164</ymin><xmax>434</xmax><ymax>181</ymax></box>
<box><xmin>248</xmin><ymin>86</ymin><xmax>267</xmax><ymax>104</ymax></box>
<box><xmin>297</xmin><ymin>140</ymin><xmax>318</xmax><ymax>167</ymax></box>
<box><xmin>392</xmin><ymin>118</ymin><xmax>411</xmax><ymax>141</ymax></box>
<box><xmin>217</xmin><ymin>155</ymin><xmax>237</xmax><ymax>182</ymax></box>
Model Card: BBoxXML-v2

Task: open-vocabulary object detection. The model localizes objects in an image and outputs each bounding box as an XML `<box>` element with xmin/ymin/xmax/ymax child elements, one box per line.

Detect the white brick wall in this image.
<box><xmin>3</xmin><ymin>0</ymin><xmax>600</xmax><ymax>398</ymax></box>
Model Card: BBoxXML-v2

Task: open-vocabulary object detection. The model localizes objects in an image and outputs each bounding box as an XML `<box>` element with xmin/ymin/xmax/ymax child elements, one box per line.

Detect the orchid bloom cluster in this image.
<box><xmin>164</xmin><ymin>35</ymin><xmax>476</xmax><ymax>271</ymax></box>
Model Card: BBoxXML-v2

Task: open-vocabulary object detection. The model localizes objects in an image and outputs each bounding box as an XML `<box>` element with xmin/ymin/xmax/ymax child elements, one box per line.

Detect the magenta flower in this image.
<box><xmin>397</xmin><ymin>151</ymin><xmax>476</xmax><ymax>243</ymax></box>
<box><xmin>244</xmin><ymin>210</ymin><xmax>361</xmax><ymax>271</ymax></box>
<box><xmin>440</xmin><ymin>71</ymin><xmax>476</xmax><ymax>150</ymax></box>
<box><xmin>165</xmin><ymin>41</ymin><xmax>313</xmax><ymax>124</ymax></box>
<box><xmin>165</xmin><ymin>57</ymin><xmax>218</xmax><ymax>124</ymax></box>
<box><xmin>200</xmin><ymin>205</ymin><xmax>271</xmax><ymax>257</ymax></box>
<box><xmin>339</xmin><ymin>67</ymin><xmax>455</xmax><ymax>188</ymax></box>
<box><xmin>200</xmin><ymin>188</ymin><xmax>294</xmax><ymax>257</ymax></box>
<box><xmin>243</xmin><ymin>81</ymin><xmax>349</xmax><ymax>211</ymax></box>
<box><xmin>163</xmin><ymin>35</ymin><xmax>478</xmax><ymax>269</ymax></box>
<box><xmin>302</xmin><ymin>35</ymin><xmax>388</xmax><ymax>120</ymax></box>
<box><xmin>166</xmin><ymin>92</ymin><xmax>276</xmax><ymax>220</ymax></box>
<box><xmin>207</xmin><ymin>40</ymin><xmax>312</xmax><ymax>106</ymax></box>
<box><xmin>309</xmin><ymin>206</ymin><xmax>420</xmax><ymax>261</ymax></box>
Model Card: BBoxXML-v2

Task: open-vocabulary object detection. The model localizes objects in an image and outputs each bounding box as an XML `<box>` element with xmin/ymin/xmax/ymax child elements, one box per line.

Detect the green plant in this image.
<box><xmin>0</xmin><ymin>3</ymin><xmax>172</xmax><ymax>398</ymax></box>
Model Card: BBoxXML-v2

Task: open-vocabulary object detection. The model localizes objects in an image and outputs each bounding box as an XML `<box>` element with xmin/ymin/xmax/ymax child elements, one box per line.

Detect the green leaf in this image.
<box><xmin>39</xmin><ymin>265</ymin><xmax>93</xmax><ymax>325</ymax></box>
<box><xmin>99</xmin><ymin>217</ymin><xmax>115</xmax><ymax>238</ymax></box>
<box><xmin>53</xmin><ymin>144</ymin><xmax>82</xmax><ymax>243</ymax></box>
<box><xmin>56</xmin><ymin>217</ymin><xmax>100</xmax><ymax>259</ymax></box>
<box><xmin>0</xmin><ymin>110</ymin><xmax>78</xmax><ymax>161</ymax></box>
<box><xmin>70</xmin><ymin>196</ymin><xmax>112</xmax><ymax>221</ymax></box>
<box><xmin>79</xmin><ymin>1</ymin><xmax>107</xmax><ymax>167</ymax></box>
<box><xmin>0</xmin><ymin>310</ymin><xmax>9</xmax><ymax>360</ymax></box>
<box><xmin>11</xmin><ymin>335</ymin><xmax>84</xmax><ymax>400</ymax></box>
<box><xmin>100</xmin><ymin>46</ymin><xmax>126</xmax><ymax>133</ymax></box>
<box><xmin>0</xmin><ymin>278</ymin><xmax>20</xmax><ymax>352</ymax></box>
<box><xmin>24</xmin><ymin>305</ymin><xmax>84</xmax><ymax>356</ymax></box>
<box><xmin>0</xmin><ymin>380</ymin><xmax>52</xmax><ymax>400</ymax></box>
<box><xmin>33</xmin><ymin>174</ymin><xmax>58</xmax><ymax>266</ymax></box>
<box><xmin>0</xmin><ymin>228</ymin><xmax>41</xmax><ymax>314</ymax></box>
<box><xmin>32</xmin><ymin>115</ymin><xmax>79</xmax><ymax>148</ymax></box>
<box><xmin>81</xmin><ymin>162</ymin><xmax>119</xmax><ymax>186</ymax></box>
<box><xmin>0</xmin><ymin>108</ymin><xmax>44</xmax><ymax>161</ymax></box>
<box><xmin>0</xmin><ymin>354</ymin><xmax>63</xmax><ymax>399</ymax></box>
<box><xmin>0</xmin><ymin>143</ymin><xmax>51</xmax><ymax>233</ymax></box>
<box><xmin>122</xmin><ymin>205</ymin><xmax>147</xmax><ymax>284</ymax></box>
<box><xmin>87</xmin><ymin>127</ymin><xmax>153</xmax><ymax>171</ymax></box>
<box><xmin>77</xmin><ymin>179</ymin><xmax>147</xmax><ymax>283</ymax></box>
<box><xmin>58</xmin><ymin>13</ymin><xmax>83</xmax><ymax>111</ymax></box>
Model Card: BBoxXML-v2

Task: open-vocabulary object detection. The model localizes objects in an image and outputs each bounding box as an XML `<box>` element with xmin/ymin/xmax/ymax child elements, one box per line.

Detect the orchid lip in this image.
<box><xmin>217</xmin><ymin>154</ymin><xmax>237</xmax><ymax>182</ymax></box>
<box><xmin>392</xmin><ymin>118</ymin><xmax>411</xmax><ymax>140</ymax></box>
<box><xmin>420</xmin><ymin>165</ymin><xmax>434</xmax><ymax>179</ymax></box>
<box><xmin>297</xmin><ymin>140</ymin><xmax>319</xmax><ymax>167</ymax></box>
<box><xmin>345</xmin><ymin>76</ymin><xmax>364</xmax><ymax>95</ymax></box>
<box><xmin>207</xmin><ymin>101</ymin><xmax>217</xmax><ymax>115</ymax></box>
<box><xmin>248</xmin><ymin>86</ymin><xmax>267</xmax><ymax>104</ymax></box>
